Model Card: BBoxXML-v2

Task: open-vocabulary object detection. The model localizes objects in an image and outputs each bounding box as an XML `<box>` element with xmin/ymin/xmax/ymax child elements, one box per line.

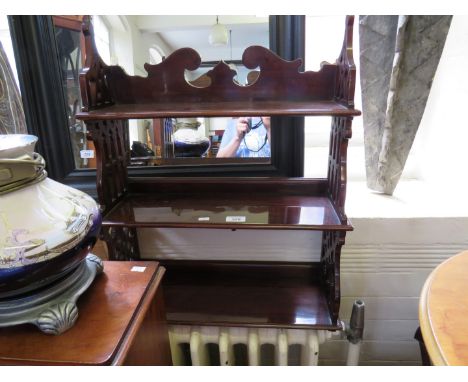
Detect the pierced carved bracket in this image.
<box><xmin>328</xmin><ymin>116</ymin><xmax>352</xmax><ymax>223</ymax></box>
<box><xmin>320</xmin><ymin>230</ymin><xmax>346</xmax><ymax>324</ymax></box>
<box><xmin>86</xmin><ymin>119</ymin><xmax>129</xmax><ymax>213</ymax></box>
<box><xmin>101</xmin><ymin>226</ymin><xmax>140</xmax><ymax>261</ymax></box>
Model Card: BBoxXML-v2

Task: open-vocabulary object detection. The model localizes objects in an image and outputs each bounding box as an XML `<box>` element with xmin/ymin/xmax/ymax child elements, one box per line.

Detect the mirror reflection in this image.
<box><xmin>129</xmin><ymin>116</ymin><xmax>272</xmax><ymax>167</ymax></box>
<box><xmin>54</xmin><ymin>15</ymin><xmax>271</xmax><ymax>169</ymax></box>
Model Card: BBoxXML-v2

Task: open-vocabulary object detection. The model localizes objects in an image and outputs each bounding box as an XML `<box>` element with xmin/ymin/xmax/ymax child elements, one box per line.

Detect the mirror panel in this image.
<box><xmin>55</xmin><ymin>15</ymin><xmax>270</xmax><ymax>169</ymax></box>
<box><xmin>128</xmin><ymin>116</ymin><xmax>272</xmax><ymax>167</ymax></box>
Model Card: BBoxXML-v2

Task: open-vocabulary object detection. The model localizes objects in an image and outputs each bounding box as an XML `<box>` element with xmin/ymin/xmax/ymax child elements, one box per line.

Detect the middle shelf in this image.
<box><xmin>103</xmin><ymin>178</ymin><xmax>353</xmax><ymax>231</ymax></box>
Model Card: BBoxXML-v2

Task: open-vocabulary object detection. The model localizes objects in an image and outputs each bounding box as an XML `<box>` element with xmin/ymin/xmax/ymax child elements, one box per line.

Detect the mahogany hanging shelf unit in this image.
<box><xmin>76</xmin><ymin>15</ymin><xmax>360</xmax><ymax>331</ymax></box>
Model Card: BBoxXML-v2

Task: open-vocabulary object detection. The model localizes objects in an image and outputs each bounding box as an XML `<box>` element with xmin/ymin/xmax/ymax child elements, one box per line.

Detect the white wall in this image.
<box><xmin>408</xmin><ymin>15</ymin><xmax>468</xmax><ymax>190</ymax></box>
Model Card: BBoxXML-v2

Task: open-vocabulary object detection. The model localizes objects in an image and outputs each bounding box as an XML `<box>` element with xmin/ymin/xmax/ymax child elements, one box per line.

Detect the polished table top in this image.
<box><xmin>0</xmin><ymin>261</ymin><xmax>163</xmax><ymax>365</ymax></box>
<box><xmin>419</xmin><ymin>250</ymin><xmax>468</xmax><ymax>365</ymax></box>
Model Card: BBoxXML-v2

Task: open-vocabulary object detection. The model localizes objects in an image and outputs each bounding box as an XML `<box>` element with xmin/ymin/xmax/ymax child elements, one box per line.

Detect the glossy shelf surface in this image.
<box><xmin>103</xmin><ymin>193</ymin><xmax>352</xmax><ymax>231</ymax></box>
<box><xmin>76</xmin><ymin>100</ymin><xmax>361</xmax><ymax>120</ymax></box>
<box><xmin>162</xmin><ymin>262</ymin><xmax>340</xmax><ymax>330</ymax></box>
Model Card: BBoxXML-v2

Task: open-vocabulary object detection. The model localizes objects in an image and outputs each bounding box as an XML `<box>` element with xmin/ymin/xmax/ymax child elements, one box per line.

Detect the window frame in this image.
<box><xmin>8</xmin><ymin>15</ymin><xmax>305</xmax><ymax>198</ymax></box>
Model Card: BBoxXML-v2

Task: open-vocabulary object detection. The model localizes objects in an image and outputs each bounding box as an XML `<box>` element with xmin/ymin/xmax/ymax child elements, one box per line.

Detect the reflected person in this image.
<box><xmin>216</xmin><ymin>117</ymin><xmax>271</xmax><ymax>158</ymax></box>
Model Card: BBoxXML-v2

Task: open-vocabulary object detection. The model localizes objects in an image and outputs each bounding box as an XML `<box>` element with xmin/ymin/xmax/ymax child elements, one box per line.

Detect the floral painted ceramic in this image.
<box><xmin>173</xmin><ymin>118</ymin><xmax>210</xmax><ymax>157</ymax></box>
<box><xmin>0</xmin><ymin>135</ymin><xmax>101</xmax><ymax>298</ymax></box>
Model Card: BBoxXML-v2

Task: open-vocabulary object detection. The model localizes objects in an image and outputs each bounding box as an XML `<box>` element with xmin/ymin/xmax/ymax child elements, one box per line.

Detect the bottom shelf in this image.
<box><xmin>162</xmin><ymin>262</ymin><xmax>341</xmax><ymax>330</ymax></box>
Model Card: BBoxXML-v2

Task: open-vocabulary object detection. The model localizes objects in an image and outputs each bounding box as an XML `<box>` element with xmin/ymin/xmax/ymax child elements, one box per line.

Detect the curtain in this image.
<box><xmin>0</xmin><ymin>41</ymin><xmax>26</xmax><ymax>134</ymax></box>
<box><xmin>359</xmin><ymin>16</ymin><xmax>452</xmax><ymax>195</ymax></box>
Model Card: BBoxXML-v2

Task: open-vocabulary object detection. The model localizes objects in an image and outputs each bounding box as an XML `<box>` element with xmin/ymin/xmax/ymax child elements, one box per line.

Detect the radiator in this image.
<box><xmin>169</xmin><ymin>325</ymin><xmax>337</xmax><ymax>366</ymax></box>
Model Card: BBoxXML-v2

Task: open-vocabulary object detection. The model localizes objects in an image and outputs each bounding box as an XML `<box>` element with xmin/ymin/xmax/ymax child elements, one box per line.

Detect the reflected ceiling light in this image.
<box><xmin>209</xmin><ymin>16</ymin><xmax>228</xmax><ymax>47</ymax></box>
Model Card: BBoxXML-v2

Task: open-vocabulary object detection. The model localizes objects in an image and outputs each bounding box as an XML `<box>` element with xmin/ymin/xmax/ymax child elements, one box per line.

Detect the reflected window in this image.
<box><xmin>53</xmin><ymin>16</ymin><xmax>112</xmax><ymax>170</ymax></box>
<box><xmin>53</xmin><ymin>16</ymin><xmax>88</xmax><ymax>169</ymax></box>
<box><xmin>93</xmin><ymin>15</ymin><xmax>110</xmax><ymax>64</ymax></box>
<box><xmin>149</xmin><ymin>46</ymin><xmax>163</xmax><ymax>65</ymax></box>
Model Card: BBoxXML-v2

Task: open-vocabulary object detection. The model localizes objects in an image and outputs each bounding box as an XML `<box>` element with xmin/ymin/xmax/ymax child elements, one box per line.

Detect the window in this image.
<box><xmin>93</xmin><ymin>15</ymin><xmax>111</xmax><ymax>64</ymax></box>
<box><xmin>149</xmin><ymin>46</ymin><xmax>163</xmax><ymax>65</ymax></box>
<box><xmin>304</xmin><ymin>16</ymin><xmax>365</xmax><ymax>180</ymax></box>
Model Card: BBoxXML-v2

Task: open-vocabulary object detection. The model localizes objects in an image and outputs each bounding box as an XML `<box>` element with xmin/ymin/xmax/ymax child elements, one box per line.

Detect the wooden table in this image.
<box><xmin>0</xmin><ymin>261</ymin><xmax>172</xmax><ymax>365</ymax></box>
<box><xmin>419</xmin><ymin>250</ymin><xmax>468</xmax><ymax>365</ymax></box>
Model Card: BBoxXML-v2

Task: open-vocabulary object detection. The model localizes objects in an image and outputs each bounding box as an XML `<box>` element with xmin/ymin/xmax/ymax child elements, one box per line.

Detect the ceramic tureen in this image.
<box><xmin>0</xmin><ymin>135</ymin><xmax>101</xmax><ymax>298</ymax></box>
<box><xmin>173</xmin><ymin>118</ymin><xmax>210</xmax><ymax>157</ymax></box>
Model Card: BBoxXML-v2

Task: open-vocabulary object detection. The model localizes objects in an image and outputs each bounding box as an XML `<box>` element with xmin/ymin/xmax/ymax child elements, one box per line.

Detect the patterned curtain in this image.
<box><xmin>0</xmin><ymin>41</ymin><xmax>26</xmax><ymax>134</ymax></box>
<box><xmin>359</xmin><ymin>16</ymin><xmax>452</xmax><ymax>195</ymax></box>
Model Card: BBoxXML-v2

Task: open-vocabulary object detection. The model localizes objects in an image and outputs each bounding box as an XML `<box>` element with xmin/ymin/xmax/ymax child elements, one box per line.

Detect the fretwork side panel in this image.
<box><xmin>327</xmin><ymin>116</ymin><xmax>352</xmax><ymax>223</ymax></box>
<box><xmin>87</xmin><ymin>119</ymin><xmax>129</xmax><ymax>214</ymax></box>
<box><xmin>101</xmin><ymin>226</ymin><xmax>140</xmax><ymax>261</ymax></box>
<box><xmin>320</xmin><ymin>230</ymin><xmax>346</xmax><ymax>324</ymax></box>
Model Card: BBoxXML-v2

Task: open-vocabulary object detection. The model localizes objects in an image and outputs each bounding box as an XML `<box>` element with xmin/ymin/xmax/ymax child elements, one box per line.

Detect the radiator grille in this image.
<box><xmin>169</xmin><ymin>325</ymin><xmax>336</xmax><ymax>366</ymax></box>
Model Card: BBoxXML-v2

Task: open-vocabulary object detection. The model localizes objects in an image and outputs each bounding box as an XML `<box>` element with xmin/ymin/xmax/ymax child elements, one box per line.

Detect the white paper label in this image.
<box><xmin>80</xmin><ymin>149</ymin><xmax>95</xmax><ymax>159</ymax></box>
<box><xmin>131</xmin><ymin>266</ymin><xmax>146</xmax><ymax>273</ymax></box>
<box><xmin>198</xmin><ymin>217</ymin><xmax>210</xmax><ymax>221</ymax></box>
<box><xmin>226</xmin><ymin>216</ymin><xmax>246</xmax><ymax>223</ymax></box>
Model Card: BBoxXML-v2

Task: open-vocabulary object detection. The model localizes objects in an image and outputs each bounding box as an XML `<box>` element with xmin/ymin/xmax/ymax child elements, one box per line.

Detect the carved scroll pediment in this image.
<box><xmin>101</xmin><ymin>45</ymin><xmax>338</xmax><ymax>104</ymax></box>
<box><xmin>79</xmin><ymin>16</ymin><xmax>357</xmax><ymax>110</ymax></box>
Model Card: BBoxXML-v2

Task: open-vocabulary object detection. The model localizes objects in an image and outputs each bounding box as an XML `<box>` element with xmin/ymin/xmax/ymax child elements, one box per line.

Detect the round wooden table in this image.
<box><xmin>419</xmin><ymin>250</ymin><xmax>468</xmax><ymax>365</ymax></box>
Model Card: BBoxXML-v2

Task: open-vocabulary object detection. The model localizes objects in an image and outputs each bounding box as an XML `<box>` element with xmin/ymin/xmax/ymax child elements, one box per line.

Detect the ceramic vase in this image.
<box><xmin>0</xmin><ymin>135</ymin><xmax>101</xmax><ymax>298</ymax></box>
<box><xmin>173</xmin><ymin>118</ymin><xmax>210</xmax><ymax>157</ymax></box>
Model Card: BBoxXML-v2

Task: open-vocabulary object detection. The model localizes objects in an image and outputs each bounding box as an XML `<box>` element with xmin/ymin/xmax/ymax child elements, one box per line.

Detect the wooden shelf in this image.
<box><xmin>103</xmin><ymin>192</ymin><xmax>352</xmax><ymax>231</ymax></box>
<box><xmin>76</xmin><ymin>100</ymin><xmax>360</xmax><ymax>121</ymax></box>
<box><xmin>77</xmin><ymin>17</ymin><xmax>359</xmax><ymax>329</ymax></box>
<box><xmin>162</xmin><ymin>262</ymin><xmax>341</xmax><ymax>330</ymax></box>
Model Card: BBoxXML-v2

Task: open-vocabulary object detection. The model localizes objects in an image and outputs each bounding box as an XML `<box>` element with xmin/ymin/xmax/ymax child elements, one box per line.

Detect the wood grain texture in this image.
<box><xmin>76</xmin><ymin>100</ymin><xmax>360</xmax><ymax>120</ymax></box>
<box><xmin>0</xmin><ymin>261</ymin><xmax>171</xmax><ymax>365</ymax></box>
<box><xmin>102</xmin><ymin>177</ymin><xmax>353</xmax><ymax>231</ymax></box>
<box><xmin>162</xmin><ymin>261</ymin><xmax>341</xmax><ymax>330</ymax></box>
<box><xmin>76</xmin><ymin>17</ymin><xmax>360</xmax><ymax>119</ymax></box>
<box><xmin>102</xmin><ymin>192</ymin><xmax>352</xmax><ymax>231</ymax></box>
<box><xmin>83</xmin><ymin>44</ymin><xmax>337</xmax><ymax>106</ymax></box>
<box><xmin>419</xmin><ymin>250</ymin><xmax>468</xmax><ymax>365</ymax></box>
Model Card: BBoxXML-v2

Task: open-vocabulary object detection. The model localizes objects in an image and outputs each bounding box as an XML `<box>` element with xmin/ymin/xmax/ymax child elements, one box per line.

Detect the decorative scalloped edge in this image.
<box><xmin>36</xmin><ymin>301</ymin><xmax>78</xmax><ymax>335</ymax></box>
<box><xmin>102</xmin><ymin>45</ymin><xmax>337</xmax><ymax>104</ymax></box>
<box><xmin>79</xmin><ymin>16</ymin><xmax>356</xmax><ymax>109</ymax></box>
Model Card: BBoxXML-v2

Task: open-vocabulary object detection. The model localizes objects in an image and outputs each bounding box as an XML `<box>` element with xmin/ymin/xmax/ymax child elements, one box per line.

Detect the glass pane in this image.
<box><xmin>128</xmin><ymin>116</ymin><xmax>272</xmax><ymax>167</ymax></box>
<box><xmin>54</xmin><ymin>22</ymin><xmax>89</xmax><ymax>169</ymax></box>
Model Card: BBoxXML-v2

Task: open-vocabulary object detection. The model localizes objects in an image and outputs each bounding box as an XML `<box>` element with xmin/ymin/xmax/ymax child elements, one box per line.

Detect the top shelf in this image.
<box><xmin>76</xmin><ymin>100</ymin><xmax>360</xmax><ymax>120</ymax></box>
<box><xmin>78</xmin><ymin>22</ymin><xmax>360</xmax><ymax>119</ymax></box>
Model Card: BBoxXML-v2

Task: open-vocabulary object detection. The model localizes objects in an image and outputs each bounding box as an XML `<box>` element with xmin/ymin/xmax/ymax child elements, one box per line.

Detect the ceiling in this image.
<box><xmin>134</xmin><ymin>15</ymin><xmax>269</xmax><ymax>62</ymax></box>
